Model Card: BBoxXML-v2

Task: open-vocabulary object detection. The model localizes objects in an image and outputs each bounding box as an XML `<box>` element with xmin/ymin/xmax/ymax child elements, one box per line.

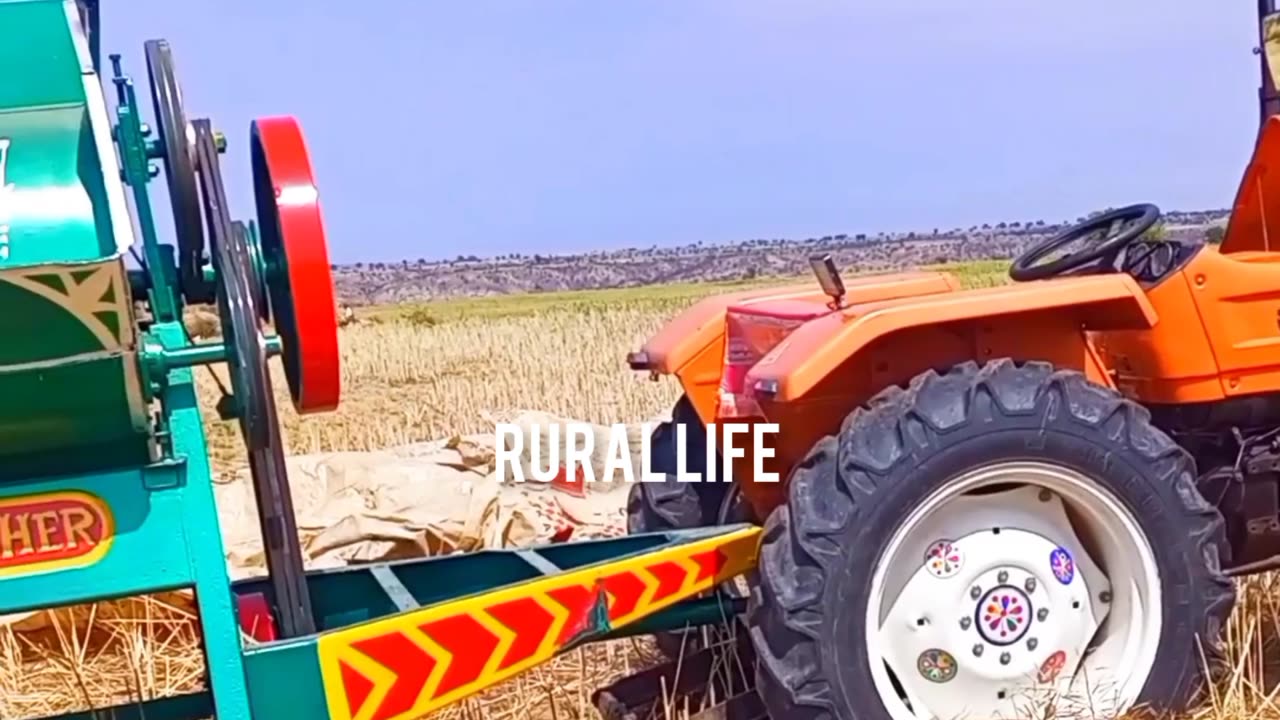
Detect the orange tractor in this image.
<box><xmin>624</xmin><ymin>6</ymin><xmax>1280</xmax><ymax>719</ymax></box>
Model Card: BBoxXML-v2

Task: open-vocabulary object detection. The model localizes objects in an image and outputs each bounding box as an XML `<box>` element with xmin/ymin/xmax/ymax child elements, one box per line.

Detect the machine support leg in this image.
<box><xmin>156</xmin><ymin>324</ymin><xmax>254</xmax><ymax>720</ymax></box>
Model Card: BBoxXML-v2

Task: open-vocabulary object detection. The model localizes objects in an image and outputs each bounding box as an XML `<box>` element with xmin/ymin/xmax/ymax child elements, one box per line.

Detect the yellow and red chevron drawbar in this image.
<box><xmin>316</xmin><ymin>526</ymin><xmax>760</xmax><ymax>720</ymax></box>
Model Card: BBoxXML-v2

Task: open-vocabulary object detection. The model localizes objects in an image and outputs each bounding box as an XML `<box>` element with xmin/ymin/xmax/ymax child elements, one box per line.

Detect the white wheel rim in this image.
<box><xmin>864</xmin><ymin>461</ymin><xmax>1163</xmax><ymax>720</ymax></box>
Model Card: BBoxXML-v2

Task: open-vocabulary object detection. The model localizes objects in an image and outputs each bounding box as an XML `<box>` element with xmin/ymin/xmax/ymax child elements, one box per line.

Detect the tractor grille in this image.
<box><xmin>718</xmin><ymin>303</ymin><xmax>824</xmax><ymax>418</ymax></box>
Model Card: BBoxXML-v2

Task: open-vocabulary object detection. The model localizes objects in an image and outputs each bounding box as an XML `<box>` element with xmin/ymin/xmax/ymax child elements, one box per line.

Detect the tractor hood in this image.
<box><xmin>628</xmin><ymin>271</ymin><xmax>964</xmax><ymax>424</ymax></box>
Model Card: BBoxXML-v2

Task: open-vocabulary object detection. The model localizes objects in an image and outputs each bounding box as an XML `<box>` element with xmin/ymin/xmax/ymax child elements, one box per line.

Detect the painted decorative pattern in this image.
<box><xmin>1037</xmin><ymin>650</ymin><xmax>1067</xmax><ymax>684</ymax></box>
<box><xmin>923</xmin><ymin>539</ymin><xmax>963</xmax><ymax>578</ymax></box>
<box><xmin>1049</xmin><ymin>547</ymin><xmax>1075</xmax><ymax>585</ymax></box>
<box><xmin>0</xmin><ymin>258</ymin><xmax>134</xmax><ymax>352</ymax></box>
<box><xmin>0</xmin><ymin>256</ymin><xmax>147</xmax><ymax>431</ymax></box>
<box><xmin>317</xmin><ymin>527</ymin><xmax>761</xmax><ymax>720</ymax></box>
<box><xmin>977</xmin><ymin>586</ymin><xmax>1031</xmax><ymax>645</ymax></box>
<box><xmin>916</xmin><ymin>648</ymin><xmax>957</xmax><ymax>683</ymax></box>
<box><xmin>0</xmin><ymin>490</ymin><xmax>114</xmax><ymax>577</ymax></box>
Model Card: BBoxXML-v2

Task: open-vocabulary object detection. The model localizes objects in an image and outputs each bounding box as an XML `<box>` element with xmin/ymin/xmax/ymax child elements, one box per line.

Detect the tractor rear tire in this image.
<box><xmin>627</xmin><ymin>394</ymin><xmax>736</xmax><ymax>658</ymax></box>
<box><xmin>748</xmin><ymin>359</ymin><xmax>1235</xmax><ymax>720</ymax></box>
<box><xmin>627</xmin><ymin>395</ymin><xmax>728</xmax><ymax>533</ymax></box>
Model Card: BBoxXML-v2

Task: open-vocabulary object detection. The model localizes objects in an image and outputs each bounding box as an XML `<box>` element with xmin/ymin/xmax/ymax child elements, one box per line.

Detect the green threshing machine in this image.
<box><xmin>0</xmin><ymin>2</ymin><xmax>760</xmax><ymax>718</ymax></box>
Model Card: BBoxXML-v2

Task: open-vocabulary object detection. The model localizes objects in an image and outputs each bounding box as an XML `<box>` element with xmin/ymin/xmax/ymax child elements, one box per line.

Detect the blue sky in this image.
<box><xmin>105</xmin><ymin>1</ymin><xmax>1260</xmax><ymax>264</ymax></box>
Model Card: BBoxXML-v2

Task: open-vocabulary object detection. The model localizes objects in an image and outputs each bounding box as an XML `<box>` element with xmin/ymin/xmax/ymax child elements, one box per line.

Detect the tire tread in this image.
<box><xmin>750</xmin><ymin>359</ymin><xmax>1234</xmax><ymax>720</ymax></box>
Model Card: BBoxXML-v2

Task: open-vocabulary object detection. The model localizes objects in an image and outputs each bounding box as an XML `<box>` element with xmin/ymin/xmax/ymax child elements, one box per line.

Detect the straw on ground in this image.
<box><xmin>8</xmin><ymin>260</ymin><xmax>1275</xmax><ymax>720</ymax></box>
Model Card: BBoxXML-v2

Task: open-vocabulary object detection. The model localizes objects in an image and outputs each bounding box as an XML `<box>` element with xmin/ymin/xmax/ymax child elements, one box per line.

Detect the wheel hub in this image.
<box><xmin>973</xmin><ymin>582</ymin><xmax>1033</xmax><ymax>647</ymax></box>
<box><xmin>880</xmin><ymin>524</ymin><xmax>1109</xmax><ymax>717</ymax></box>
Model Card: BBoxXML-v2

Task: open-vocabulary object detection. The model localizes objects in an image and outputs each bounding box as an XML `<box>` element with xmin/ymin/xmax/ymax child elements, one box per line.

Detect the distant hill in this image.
<box><xmin>331</xmin><ymin>209</ymin><xmax>1230</xmax><ymax>306</ymax></box>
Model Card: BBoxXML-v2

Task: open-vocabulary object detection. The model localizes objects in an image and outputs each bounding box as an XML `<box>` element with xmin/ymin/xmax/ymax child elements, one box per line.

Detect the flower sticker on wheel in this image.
<box><xmin>977</xmin><ymin>586</ymin><xmax>1031</xmax><ymax>645</ymax></box>
<box><xmin>1037</xmin><ymin>650</ymin><xmax>1067</xmax><ymax>684</ymax></box>
<box><xmin>916</xmin><ymin>648</ymin><xmax>957</xmax><ymax>683</ymax></box>
<box><xmin>1049</xmin><ymin>547</ymin><xmax>1075</xmax><ymax>585</ymax></box>
<box><xmin>923</xmin><ymin>539</ymin><xmax>963</xmax><ymax>579</ymax></box>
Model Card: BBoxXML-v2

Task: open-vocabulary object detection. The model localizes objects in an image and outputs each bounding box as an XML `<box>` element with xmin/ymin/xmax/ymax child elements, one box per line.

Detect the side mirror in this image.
<box><xmin>809</xmin><ymin>253</ymin><xmax>846</xmax><ymax>308</ymax></box>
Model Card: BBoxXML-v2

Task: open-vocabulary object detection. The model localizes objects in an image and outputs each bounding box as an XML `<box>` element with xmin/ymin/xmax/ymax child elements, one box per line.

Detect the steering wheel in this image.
<box><xmin>1009</xmin><ymin>203</ymin><xmax>1160</xmax><ymax>282</ymax></box>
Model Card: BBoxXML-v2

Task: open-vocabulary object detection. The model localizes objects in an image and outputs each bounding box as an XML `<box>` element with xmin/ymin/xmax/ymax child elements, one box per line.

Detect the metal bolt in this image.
<box><xmin>140</xmin><ymin>123</ymin><xmax>152</xmax><ymax>137</ymax></box>
<box><xmin>1027</xmin><ymin>638</ymin><xmax>1038</xmax><ymax>651</ymax></box>
<box><xmin>960</xmin><ymin>617</ymin><xmax>972</xmax><ymax>630</ymax></box>
<box><xmin>970</xmin><ymin>585</ymin><xmax>982</xmax><ymax>600</ymax></box>
<box><xmin>1025</xmin><ymin>577</ymin><xmax>1037</xmax><ymax>593</ymax></box>
<box><xmin>999</xmin><ymin>652</ymin><xmax>1011</xmax><ymax>665</ymax></box>
<box><xmin>1037</xmin><ymin>608</ymin><xmax>1049</xmax><ymax>622</ymax></box>
<box><xmin>147</xmin><ymin>163</ymin><xmax>160</xmax><ymax>179</ymax></box>
<box><xmin>997</xmin><ymin>570</ymin><xmax>1009</xmax><ymax>583</ymax></box>
<box><xmin>973</xmin><ymin>644</ymin><xmax>984</xmax><ymax>657</ymax></box>
<box><xmin>1099</xmin><ymin>590</ymin><xmax>1112</xmax><ymax>603</ymax></box>
<box><xmin>1038</xmin><ymin>489</ymin><xmax>1052</xmax><ymax>502</ymax></box>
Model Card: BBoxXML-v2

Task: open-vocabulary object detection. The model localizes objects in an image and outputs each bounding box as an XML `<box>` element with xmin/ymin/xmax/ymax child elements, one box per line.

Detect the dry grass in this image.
<box><xmin>10</xmin><ymin>259</ymin><xmax>1280</xmax><ymax>720</ymax></box>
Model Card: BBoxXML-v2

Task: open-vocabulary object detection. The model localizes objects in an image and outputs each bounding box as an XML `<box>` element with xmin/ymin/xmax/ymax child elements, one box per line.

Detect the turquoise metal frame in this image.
<box><xmin>26</xmin><ymin>523</ymin><xmax>750</xmax><ymax>720</ymax></box>
<box><xmin>0</xmin><ymin>4</ymin><xmax>754</xmax><ymax>719</ymax></box>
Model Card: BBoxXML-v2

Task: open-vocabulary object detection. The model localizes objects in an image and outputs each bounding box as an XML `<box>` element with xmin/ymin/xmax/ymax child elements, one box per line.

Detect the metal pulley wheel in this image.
<box><xmin>216</xmin><ymin>219</ymin><xmax>275</xmax><ymax>451</ymax></box>
<box><xmin>250</xmin><ymin>116</ymin><xmax>341</xmax><ymax>414</ymax></box>
<box><xmin>195</xmin><ymin>117</ymin><xmax>316</xmax><ymax>638</ymax></box>
<box><xmin>144</xmin><ymin>39</ymin><xmax>211</xmax><ymax>303</ymax></box>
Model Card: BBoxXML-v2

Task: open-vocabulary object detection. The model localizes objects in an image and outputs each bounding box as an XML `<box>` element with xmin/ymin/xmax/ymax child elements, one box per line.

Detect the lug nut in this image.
<box><xmin>960</xmin><ymin>617</ymin><xmax>972</xmax><ymax>630</ymax></box>
<box><xmin>973</xmin><ymin>644</ymin><xmax>985</xmax><ymax>657</ymax></box>
<box><xmin>997</xmin><ymin>570</ymin><xmax>1009</xmax><ymax>583</ymax></box>
<box><xmin>1027</xmin><ymin>638</ymin><xmax>1038</xmax><ymax>651</ymax></box>
<box><xmin>1039</xmin><ymin>489</ymin><xmax>1052</xmax><ymax>502</ymax></box>
<box><xmin>999</xmin><ymin>652</ymin><xmax>1011</xmax><ymax>665</ymax></box>
<box><xmin>971</xmin><ymin>585</ymin><xmax>982</xmax><ymax>600</ymax></box>
<box><xmin>1100</xmin><ymin>590</ymin><xmax>1112</xmax><ymax>603</ymax></box>
<box><xmin>1025</xmin><ymin>577</ymin><xmax>1037</xmax><ymax>593</ymax></box>
<box><xmin>1037</xmin><ymin>608</ymin><xmax>1049</xmax><ymax>622</ymax></box>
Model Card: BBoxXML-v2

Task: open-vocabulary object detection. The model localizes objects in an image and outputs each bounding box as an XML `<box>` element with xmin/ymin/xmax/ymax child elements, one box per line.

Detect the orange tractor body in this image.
<box><xmin>632</xmin><ymin>116</ymin><xmax>1280</xmax><ymax>550</ymax></box>
<box><xmin>622</xmin><ymin>8</ymin><xmax>1280</xmax><ymax>720</ymax></box>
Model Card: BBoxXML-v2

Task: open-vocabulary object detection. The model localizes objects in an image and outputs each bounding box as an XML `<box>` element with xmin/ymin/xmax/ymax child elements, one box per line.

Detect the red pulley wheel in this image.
<box><xmin>250</xmin><ymin>116</ymin><xmax>341</xmax><ymax>413</ymax></box>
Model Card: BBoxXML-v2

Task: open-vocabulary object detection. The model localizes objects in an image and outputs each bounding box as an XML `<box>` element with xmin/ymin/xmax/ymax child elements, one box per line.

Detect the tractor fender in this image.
<box><xmin>745</xmin><ymin>274</ymin><xmax>1158</xmax><ymax>402</ymax></box>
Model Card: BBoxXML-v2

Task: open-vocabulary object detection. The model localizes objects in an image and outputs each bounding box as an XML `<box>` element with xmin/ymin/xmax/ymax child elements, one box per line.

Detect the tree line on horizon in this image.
<box><xmin>330</xmin><ymin>207</ymin><xmax>1229</xmax><ymax>272</ymax></box>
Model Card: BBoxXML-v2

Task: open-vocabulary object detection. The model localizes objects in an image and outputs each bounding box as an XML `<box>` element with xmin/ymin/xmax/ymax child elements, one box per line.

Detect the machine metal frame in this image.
<box><xmin>0</xmin><ymin>2</ymin><xmax>759</xmax><ymax>719</ymax></box>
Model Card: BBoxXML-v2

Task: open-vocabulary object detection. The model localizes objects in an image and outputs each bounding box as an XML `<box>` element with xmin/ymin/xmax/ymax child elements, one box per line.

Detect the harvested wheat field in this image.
<box><xmin>5</xmin><ymin>260</ymin><xmax>1280</xmax><ymax>720</ymax></box>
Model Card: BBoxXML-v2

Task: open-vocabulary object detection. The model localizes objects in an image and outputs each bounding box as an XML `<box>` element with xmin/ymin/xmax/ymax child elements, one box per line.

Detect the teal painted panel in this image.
<box><xmin>0</xmin><ymin>106</ymin><xmax>113</xmax><ymax>265</ymax></box>
<box><xmin>0</xmin><ymin>256</ymin><xmax>150</xmax><ymax>475</ymax></box>
<box><xmin>0</xmin><ymin>1</ymin><xmax>85</xmax><ymax>110</ymax></box>
<box><xmin>0</xmin><ymin>0</ymin><xmax>118</xmax><ymax>266</ymax></box>
<box><xmin>0</xmin><ymin>355</ymin><xmax>151</xmax><ymax>479</ymax></box>
<box><xmin>244</xmin><ymin>640</ymin><xmax>330</xmax><ymax>719</ymax></box>
<box><xmin>0</xmin><ymin>465</ymin><xmax>199</xmax><ymax>614</ymax></box>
